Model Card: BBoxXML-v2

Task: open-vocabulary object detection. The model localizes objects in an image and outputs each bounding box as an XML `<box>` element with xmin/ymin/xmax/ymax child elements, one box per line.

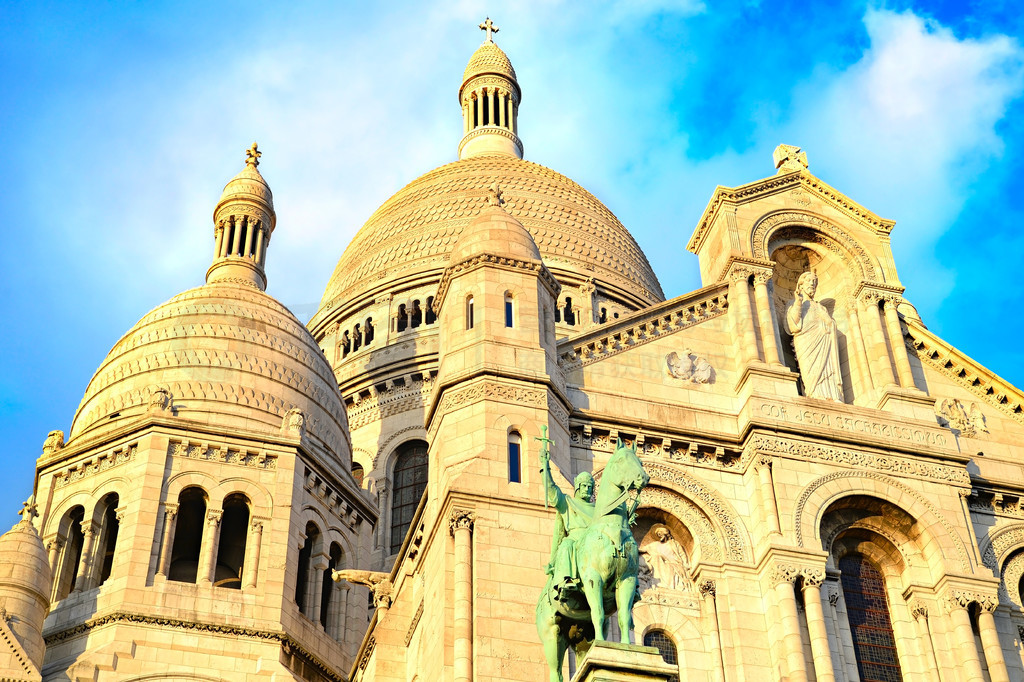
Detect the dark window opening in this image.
<box><xmin>411</xmin><ymin>300</ymin><xmax>422</xmax><ymax>329</ymax></box>
<box><xmin>397</xmin><ymin>304</ymin><xmax>408</xmax><ymax>332</ymax></box>
<box><xmin>321</xmin><ymin>543</ymin><xmax>343</xmax><ymax>631</ymax></box>
<box><xmin>214</xmin><ymin>494</ymin><xmax>250</xmax><ymax>589</ymax></box>
<box><xmin>425</xmin><ymin>297</ymin><xmax>436</xmax><ymax>325</ymax></box>
<box><xmin>840</xmin><ymin>554</ymin><xmax>903</xmax><ymax>682</ymax></box>
<box><xmin>295</xmin><ymin>522</ymin><xmax>320</xmax><ymax>614</ymax></box>
<box><xmin>563</xmin><ymin>297</ymin><xmax>576</xmax><ymax>326</ymax></box>
<box><xmin>504</xmin><ymin>293</ymin><xmax>514</xmax><ymax>328</ymax></box>
<box><xmin>57</xmin><ymin>506</ymin><xmax>85</xmax><ymax>599</ymax></box>
<box><xmin>353</xmin><ymin>324</ymin><xmax>362</xmax><ymax>351</ymax></box>
<box><xmin>97</xmin><ymin>493</ymin><xmax>120</xmax><ymax>586</ymax></box>
<box><xmin>169</xmin><ymin>487</ymin><xmax>207</xmax><ymax>583</ymax></box>
<box><xmin>365</xmin><ymin>318</ymin><xmax>374</xmax><ymax>344</ymax></box>
<box><xmin>390</xmin><ymin>441</ymin><xmax>429</xmax><ymax>555</ymax></box>
<box><xmin>508</xmin><ymin>432</ymin><xmax>522</xmax><ymax>483</ymax></box>
<box><xmin>643</xmin><ymin>630</ymin><xmax>679</xmax><ymax>682</ymax></box>
<box><xmin>466</xmin><ymin>296</ymin><xmax>475</xmax><ymax>330</ymax></box>
<box><xmin>341</xmin><ymin>331</ymin><xmax>351</xmax><ymax>359</ymax></box>
<box><xmin>352</xmin><ymin>463</ymin><xmax>364</xmax><ymax>487</ymax></box>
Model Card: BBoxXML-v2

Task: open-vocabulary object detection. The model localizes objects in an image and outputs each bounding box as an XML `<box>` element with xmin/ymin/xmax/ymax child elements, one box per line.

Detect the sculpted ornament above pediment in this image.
<box><xmin>666</xmin><ymin>349</ymin><xmax>713</xmax><ymax>384</ymax></box>
<box><xmin>934</xmin><ymin>397</ymin><xmax>988</xmax><ymax>438</ymax></box>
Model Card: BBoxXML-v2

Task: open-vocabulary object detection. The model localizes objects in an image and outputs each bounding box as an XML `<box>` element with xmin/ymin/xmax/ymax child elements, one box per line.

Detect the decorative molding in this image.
<box><xmin>749</xmin><ymin>434</ymin><xmax>967</xmax><ymax>485</ymax></box>
<box><xmin>637</xmin><ymin>588</ymin><xmax>700</xmax><ymax>610</ymax></box>
<box><xmin>404</xmin><ymin>600</ymin><xmax>425</xmax><ymax>646</ymax></box>
<box><xmin>435</xmin><ymin>252</ymin><xmax>559</xmax><ymax>312</ymax></box>
<box><xmin>698</xmin><ymin>580</ymin><xmax>716</xmax><ymax>598</ymax></box>
<box><xmin>906</xmin><ymin>319</ymin><xmax>1024</xmax><ymax>426</ymax></box>
<box><xmin>457</xmin><ymin>125</ymin><xmax>524</xmax><ymax>158</ymax></box>
<box><xmin>53</xmin><ymin>443</ymin><xmax>137</xmax><ymax>488</ymax></box>
<box><xmin>436</xmin><ymin>380</ymin><xmax>547</xmax><ymax>420</ymax></box>
<box><xmin>946</xmin><ymin>590</ymin><xmax>998</xmax><ymax>613</ymax></box>
<box><xmin>358</xmin><ymin>635</ymin><xmax>376</xmax><ymax>671</ymax></box>
<box><xmin>573</xmin><ymin>427</ymin><xmax>743</xmax><ymax>472</ymax></box>
<box><xmin>793</xmin><ymin>470</ymin><xmax>971</xmax><ymax>573</ymax></box>
<box><xmin>449</xmin><ymin>508</ymin><xmax>475</xmax><ymax>535</ymax></box>
<box><xmin>637</xmin><ymin>487</ymin><xmax>723</xmax><ymax>563</ymax></box>
<box><xmin>558</xmin><ymin>290</ymin><xmax>728</xmax><ymax>371</ymax></box>
<box><xmin>44</xmin><ymin>612</ymin><xmax>345</xmax><ymax>682</ymax></box>
<box><xmin>303</xmin><ymin>466</ymin><xmax>365</xmax><ymax>530</ymax></box>
<box><xmin>688</xmin><ymin>173</ymin><xmax>894</xmax><ymax>254</ymax></box>
<box><xmin>980</xmin><ymin>522</ymin><xmax>1024</xmax><ymax>571</ymax></box>
<box><xmin>346</xmin><ymin>374</ymin><xmax>433</xmax><ymax>432</ymax></box>
<box><xmin>168</xmin><ymin>439</ymin><xmax>277</xmax><ymax>470</ymax></box>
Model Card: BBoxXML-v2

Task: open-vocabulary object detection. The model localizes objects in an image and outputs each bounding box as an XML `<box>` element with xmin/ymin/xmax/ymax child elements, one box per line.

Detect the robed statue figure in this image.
<box><xmin>785</xmin><ymin>272</ymin><xmax>844</xmax><ymax>402</ymax></box>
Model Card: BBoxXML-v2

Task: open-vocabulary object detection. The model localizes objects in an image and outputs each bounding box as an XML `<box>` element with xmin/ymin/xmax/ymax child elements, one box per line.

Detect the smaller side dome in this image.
<box><xmin>450</xmin><ymin>185</ymin><xmax>540</xmax><ymax>264</ymax></box>
<box><xmin>0</xmin><ymin>500</ymin><xmax>51</xmax><ymax>673</ymax></box>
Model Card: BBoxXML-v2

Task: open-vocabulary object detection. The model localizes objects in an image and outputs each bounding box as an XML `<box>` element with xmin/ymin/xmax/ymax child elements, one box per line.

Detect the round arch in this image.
<box><xmin>750</xmin><ymin>209</ymin><xmax>880</xmax><ymax>283</ymax></box>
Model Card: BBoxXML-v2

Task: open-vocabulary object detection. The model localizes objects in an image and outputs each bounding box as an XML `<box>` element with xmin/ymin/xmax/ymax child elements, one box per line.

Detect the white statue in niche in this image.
<box><xmin>785</xmin><ymin>272</ymin><xmax>843</xmax><ymax>402</ymax></box>
<box><xmin>640</xmin><ymin>524</ymin><xmax>690</xmax><ymax>591</ymax></box>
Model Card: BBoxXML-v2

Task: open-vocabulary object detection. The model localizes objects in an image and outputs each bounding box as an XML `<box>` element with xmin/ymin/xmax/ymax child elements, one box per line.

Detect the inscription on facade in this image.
<box><xmin>757</xmin><ymin>402</ymin><xmax>948</xmax><ymax>447</ymax></box>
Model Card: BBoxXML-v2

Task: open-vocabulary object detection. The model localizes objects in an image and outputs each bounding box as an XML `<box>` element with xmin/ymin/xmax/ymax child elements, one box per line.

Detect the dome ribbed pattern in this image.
<box><xmin>315</xmin><ymin>155</ymin><xmax>663</xmax><ymax>322</ymax></box>
<box><xmin>463</xmin><ymin>41</ymin><xmax>517</xmax><ymax>83</ymax></box>
<box><xmin>71</xmin><ymin>282</ymin><xmax>350</xmax><ymax>462</ymax></box>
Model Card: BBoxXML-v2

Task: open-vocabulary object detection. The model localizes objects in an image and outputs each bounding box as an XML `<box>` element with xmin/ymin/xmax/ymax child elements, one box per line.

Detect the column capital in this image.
<box><xmin>449</xmin><ymin>508</ymin><xmax>475</xmax><ymax>536</ymax></box>
<box><xmin>207</xmin><ymin>509</ymin><xmax>223</xmax><ymax>526</ymax></box>
<box><xmin>250</xmin><ymin>519</ymin><xmax>265</xmax><ymax>533</ymax></box>
<box><xmin>699</xmin><ymin>580</ymin><xmax>716</xmax><ymax>599</ymax></box>
<box><xmin>908</xmin><ymin>598</ymin><xmax>929</xmax><ymax>620</ymax></box>
<box><xmin>853</xmin><ymin>281</ymin><xmax>904</xmax><ymax>306</ymax></box>
<box><xmin>163</xmin><ymin>503</ymin><xmax>179</xmax><ymax>520</ymax></box>
<box><xmin>755</xmin><ymin>453</ymin><xmax>774</xmax><ymax>469</ymax></box>
<box><xmin>801</xmin><ymin>569</ymin><xmax>826</xmax><ymax>588</ymax></box>
<box><xmin>726</xmin><ymin>264</ymin><xmax>756</xmax><ymax>284</ymax></box>
<box><xmin>770</xmin><ymin>562</ymin><xmax>826</xmax><ymax>586</ymax></box>
<box><xmin>945</xmin><ymin>589</ymin><xmax>998</xmax><ymax>613</ymax></box>
<box><xmin>752</xmin><ymin>269</ymin><xmax>774</xmax><ymax>286</ymax></box>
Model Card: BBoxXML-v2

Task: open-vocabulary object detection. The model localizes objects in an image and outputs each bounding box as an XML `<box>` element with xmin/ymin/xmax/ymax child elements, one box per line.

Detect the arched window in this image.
<box><xmin>839</xmin><ymin>554</ymin><xmax>903</xmax><ymax>682</ymax></box>
<box><xmin>55</xmin><ymin>505</ymin><xmax>85</xmax><ymax>600</ymax></box>
<box><xmin>365</xmin><ymin>317</ymin><xmax>374</xmax><ymax>344</ymax></box>
<box><xmin>643</xmin><ymin>630</ymin><xmax>679</xmax><ymax>682</ymax></box>
<box><xmin>391</xmin><ymin>441</ymin><xmax>429</xmax><ymax>555</ymax></box>
<box><xmin>214</xmin><ymin>493</ymin><xmax>250</xmax><ymax>589</ymax></box>
<box><xmin>96</xmin><ymin>493</ymin><xmax>120</xmax><ymax>587</ymax></box>
<box><xmin>295</xmin><ymin>522</ymin><xmax>320</xmax><ymax>615</ymax></box>
<box><xmin>321</xmin><ymin>542</ymin><xmax>343</xmax><ymax>633</ymax></box>
<box><xmin>504</xmin><ymin>292</ymin><xmax>514</xmax><ymax>328</ymax></box>
<box><xmin>341</xmin><ymin>331</ymin><xmax>351</xmax><ymax>359</ymax></box>
<box><xmin>352</xmin><ymin>462</ymin><xmax>365</xmax><ymax>487</ymax></box>
<box><xmin>425</xmin><ymin>297</ymin><xmax>436</xmax><ymax>325</ymax></box>
<box><xmin>397</xmin><ymin>304</ymin><xmax>408</xmax><ymax>332</ymax></box>
<box><xmin>169</xmin><ymin>487</ymin><xmax>206</xmax><ymax>583</ymax></box>
<box><xmin>466</xmin><ymin>295</ymin><xmax>475</xmax><ymax>330</ymax></box>
<box><xmin>411</xmin><ymin>300</ymin><xmax>422</xmax><ymax>328</ymax></box>
<box><xmin>508</xmin><ymin>431</ymin><xmax>522</xmax><ymax>483</ymax></box>
<box><xmin>353</xmin><ymin>324</ymin><xmax>362</xmax><ymax>351</ymax></box>
<box><xmin>562</xmin><ymin>297</ymin><xmax>575</xmax><ymax>326</ymax></box>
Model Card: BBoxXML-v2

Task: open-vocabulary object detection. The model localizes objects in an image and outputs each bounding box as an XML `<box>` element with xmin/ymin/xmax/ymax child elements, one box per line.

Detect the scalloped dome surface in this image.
<box><xmin>317</xmin><ymin>155</ymin><xmax>663</xmax><ymax>320</ymax></box>
<box><xmin>463</xmin><ymin>41</ymin><xmax>517</xmax><ymax>83</ymax></box>
<box><xmin>71</xmin><ymin>281</ymin><xmax>350</xmax><ymax>462</ymax></box>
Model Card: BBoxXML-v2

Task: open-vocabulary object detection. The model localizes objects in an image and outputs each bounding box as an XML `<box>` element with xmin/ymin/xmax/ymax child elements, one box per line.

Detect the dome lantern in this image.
<box><xmin>206</xmin><ymin>142</ymin><xmax>277</xmax><ymax>291</ymax></box>
<box><xmin>458</xmin><ymin>19</ymin><xmax>524</xmax><ymax>160</ymax></box>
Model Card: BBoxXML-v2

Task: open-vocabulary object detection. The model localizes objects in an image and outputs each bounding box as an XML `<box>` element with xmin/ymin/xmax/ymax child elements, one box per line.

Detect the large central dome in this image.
<box><xmin>315</xmin><ymin>154</ymin><xmax>663</xmax><ymax>326</ymax></box>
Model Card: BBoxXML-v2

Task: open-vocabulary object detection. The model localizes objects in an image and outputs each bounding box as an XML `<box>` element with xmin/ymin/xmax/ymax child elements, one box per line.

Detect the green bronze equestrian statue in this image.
<box><xmin>535</xmin><ymin>435</ymin><xmax>649</xmax><ymax>682</ymax></box>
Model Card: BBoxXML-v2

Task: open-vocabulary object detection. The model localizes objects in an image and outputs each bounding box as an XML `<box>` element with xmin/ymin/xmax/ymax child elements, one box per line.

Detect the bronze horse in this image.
<box><xmin>535</xmin><ymin>439</ymin><xmax>649</xmax><ymax>682</ymax></box>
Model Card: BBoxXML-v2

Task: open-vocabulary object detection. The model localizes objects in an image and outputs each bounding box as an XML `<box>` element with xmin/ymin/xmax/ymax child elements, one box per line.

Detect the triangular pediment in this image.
<box><xmin>688</xmin><ymin>169</ymin><xmax>895</xmax><ymax>255</ymax></box>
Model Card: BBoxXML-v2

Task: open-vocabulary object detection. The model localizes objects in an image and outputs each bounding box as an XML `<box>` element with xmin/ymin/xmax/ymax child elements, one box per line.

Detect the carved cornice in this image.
<box><xmin>303</xmin><ymin>465</ymin><xmax>373</xmax><ymax>528</ymax></box>
<box><xmin>558</xmin><ymin>287</ymin><xmax>728</xmax><ymax>371</ymax></box>
<box><xmin>404</xmin><ymin>600</ymin><xmax>425</xmax><ymax>646</ymax></box>
<box><xmin>435</xmin><ymin>252</ymin><xmax>559</xmax><ymax>312</ymax></box>
<box><xmin>457</xmin><ymin>125</ymin><xmax>524</xmax><ymax>157</ymax></box>
<box><xmin>44</xmin><ymin>612</ymin><xmax>345</xmax><ymax>681</ymax></box>
<box><xmin>53</xmin><ymin>442</ymin><xmax>137</xmax><ymax>488</ymax></box>
<box><xmin>905</xmin><ymin>318</ymin><xmax>1024</xmax><ymax>426</ymax></box>
<box><xmin>751</xmin><ymin>211</ymin><xmax>879</xmax><ymax>282</ymax></box>
<box><xmin>769</xmin><ymin>562</ymin><xmax>824</xmax><ymax>586</ymax></box>
<box><xmin>688</xmin><ymin>173</ymin><xmax>894</xmax><ymax>254</ymax></box>
<box><xmin>946</xmin><ymin>590</ymin><xmax>998</xmax><ymax>613</ymax></box>
<box><xmin>748</xmin><ymin>434</ymin><xmax>968</xmax><ymax>485</ymax></box>
<box><xmin>168</xmin><ymin>439</ymin><xmax>277</xmax><ymax>470</ymax></box>
<box><xmin>346</xmin><ymin>372</ymin><xmax>434</xmax><ymax>432</ymax></box>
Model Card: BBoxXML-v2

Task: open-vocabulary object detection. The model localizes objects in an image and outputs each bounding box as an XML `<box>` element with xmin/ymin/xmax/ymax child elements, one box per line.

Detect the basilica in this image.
<box><xmin>4</xmin><ymin>21</ymin><xmax>1024</xmax><ymax>682</ymax></box>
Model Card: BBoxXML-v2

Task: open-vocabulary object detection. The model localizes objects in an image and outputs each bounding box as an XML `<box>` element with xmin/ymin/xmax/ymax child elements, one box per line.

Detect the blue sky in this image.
<box><xmin>2</xmin><ymin>1</ymin><xmax>1023</xmax><ymax>526</ymax></box>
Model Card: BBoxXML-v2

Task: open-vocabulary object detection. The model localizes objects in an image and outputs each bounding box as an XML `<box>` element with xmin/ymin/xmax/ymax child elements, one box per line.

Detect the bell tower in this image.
<box><xmin>458</xmin><ymin>18</ymin><xmax>524</xmax><ymax>160</ymax></box>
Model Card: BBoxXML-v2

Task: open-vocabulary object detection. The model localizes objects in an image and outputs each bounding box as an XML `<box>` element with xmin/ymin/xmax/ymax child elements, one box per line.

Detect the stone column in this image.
<box><xmin>773</xmin><ymin>566</ymin><xmax>808</xmax><ymax>682</ymax></box>
<box><xmin>700</xmin><ymin>581</ymin><xmax>726</xmax><ymax>682</ymax></box>
<box><xmin>802</xmin><ymin>573</ymin><xmax>835</xmax><ymax>682</ymax></box>
<box><xmin>498</xmin><ymin>91</ymin><xmax>506</xmax><ymax>128</ymax></box>
<box><xmin>752</xmin><ymin>271</ymin><xmax>783</xmax><ymax>366</ymax></box>
<box><xmin>729</xmin><ymin>267</ymin><xmax>759</xmax><ymax>365</ymax></box>
<box><xmin>46</xmin><ymin>537</ymin><xmax>64</xmax><ymax>579</ymax></box>
<box><xmin>254</xmin><ymin>226</ymin><xmax>266</xmax><ymax>266</ymax></box>
<box><xmin>882</xmin><ymin>296</ymin><xmax>916</xmax><ymax>389</ymax></box>
<box><xmin>73</xmin><ymin>523</ymin><xmax>97</xmax><ymax>593</ymax></box>
<box><xmin>244</xmin><ymin>519</ymin><xmax>264</xmax><ymax>589</ymax></box>
<box><xmin>488</xmin><ymin>89</ymin><xmax>496</xmax><ymax>125</ymax></box>
<box><xmin>948</xmin><ymin>596</ymin><xmax>985</xmax><ymax>682</ymax></box>
<box><xmin>475</xmin><ymin>94</ymin><xmax>483</xmax><ymax>129</ymax></box>
<box><xmin>825</xmin><ymin>590</ymin><xmax>850</xmax><ymax>679</ymax></box>
<box><xmin>307</xmin><ymin>554</ymin><xmax>328</xmax><ymax>626</ymax></box>
<box><xmin>507</xmin><ymin>97</ymin><xmax>515</xmax><ymax>132</ymax></box>
<box><xmin>219</xmin><ymin>220</ymin><xmax>231</xmax><ymax>257</ymax></box>
<box><xmin>230</xmin><ymin>217</ymin><xmax>243</xmax><ymax>256</ymax></box>
<box><xmin>844</xmin><ymin>302</ymin><xmax>874</xmax><ymax>392</ymax></box>
<box><xmin>156</xmin><ymin>505</ymin><xmax>178</xmax><ymax>578</ymax></box>
<box><xmin>450</xmin><ymin>508</ymin><xmax>475</xmax><ymax>682</ymax></box>
<box><xmin>197</xmin><ymin>510</ymin><xmax>223</xmax><ymax>586</ymax></box>
<box><xmin>859</xmin><ymin>292</ymin><xmax>897</xmax><ymax>387</ymax></box>
<box><xmin>242</xmin><ymin>218</ymin><xmax>255</xmax><ymax>258</ymax></box>
<box><xmin>755</xmin><ymin>456</ymin><xmax>781</xmax><ymax>536</ymax></box>
<box><xmin>214</xmin><ymin>223</ymin><xmax>225</xmax><ymax>258</ymax></box>
<box><xmin>909</xmin><ymin>600</ymin><xmax>941</xmax><ymax>682</ymax></box>
<box><xmin>978</xmin><ymin>601</ymin><xmax>1010</xmax><ymax>682</ymax></box>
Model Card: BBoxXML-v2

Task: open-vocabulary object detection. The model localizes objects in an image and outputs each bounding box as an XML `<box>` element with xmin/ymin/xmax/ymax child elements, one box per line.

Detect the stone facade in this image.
<box><xmin>7</xmin><ymin>23</ymin><xmax>1024</xmax><ymax>682</ymax></box>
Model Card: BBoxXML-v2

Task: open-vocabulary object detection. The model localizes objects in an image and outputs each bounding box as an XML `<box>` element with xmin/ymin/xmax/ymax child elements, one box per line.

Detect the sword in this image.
<box><xmin>536</xmin><ymin>425</ymin><xmax>554</xmax><ymax>509</ymax></box>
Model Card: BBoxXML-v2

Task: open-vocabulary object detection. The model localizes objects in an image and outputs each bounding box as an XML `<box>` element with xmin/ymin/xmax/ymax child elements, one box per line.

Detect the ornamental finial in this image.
<box><xmin>245</xmin><ymin>142</ymin><xmax>261</xmax><ymax>168</ymax></box>
<box><xmin>487</xmin><ymin>182</ymin><xmax>504</xmax><ymax>207</ymax></box>
<box><xmin>479</xmin><ymin>17</ymin><xmax>499</xmax><ymax>42</ymax></box>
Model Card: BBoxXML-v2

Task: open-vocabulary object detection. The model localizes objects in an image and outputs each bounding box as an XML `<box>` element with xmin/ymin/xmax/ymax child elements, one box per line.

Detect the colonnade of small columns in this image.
<box><xmin>154</xmin><ymin>502</ymin><xmax>265</xmax><ymax>589</ymax></box>
<box><xmin>298</xmin><ymin>546</ymin><xmax>349</xmax><ymax>641</ymax></box>
<box><xmin>462</xmin><ymin>86</ymin><xmax>517</xmax><ymax>135</ymax></box>
<box><xmin>213</xmin><ymin>214</ymin><xmax>269</xmax><ymax>268</ymax></box>
<box><xmin>725</xmin><ymin>260</ymin><xmax>919</xmax><ymax>396</ymax></box>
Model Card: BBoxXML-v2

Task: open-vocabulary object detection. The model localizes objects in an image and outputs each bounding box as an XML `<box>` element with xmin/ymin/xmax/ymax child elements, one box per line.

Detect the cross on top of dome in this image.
<box><xmin>18</xmin><ymin>495</ymin><xmax>37</xmax><ymax>522</ymax></box>
<box><xmin>479</xmin><ymin>17</ymin><xmax>498</xmax><ymax>42</ymax></box>
<box><xmin>246</xmin><ymin>142</ymin><xmax>261</xmax><ymax>168</ymax></box>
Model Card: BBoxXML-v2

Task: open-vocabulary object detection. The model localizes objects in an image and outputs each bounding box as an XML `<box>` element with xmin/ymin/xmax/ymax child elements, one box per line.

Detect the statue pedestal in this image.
<box><xmin>571</xmin><ymin>641</ymin><xmax>677</xmax><ymax>682</ymax></box>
